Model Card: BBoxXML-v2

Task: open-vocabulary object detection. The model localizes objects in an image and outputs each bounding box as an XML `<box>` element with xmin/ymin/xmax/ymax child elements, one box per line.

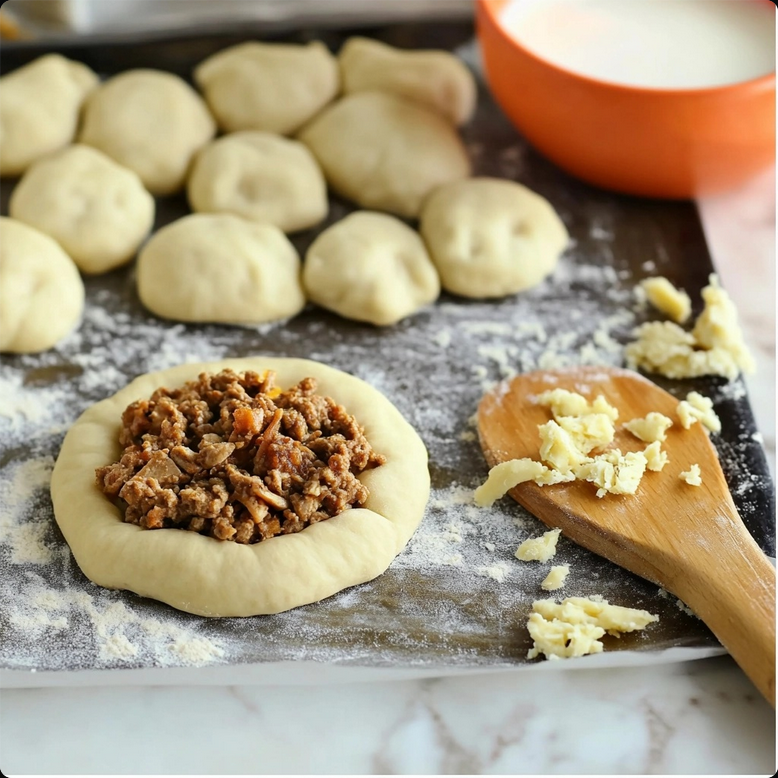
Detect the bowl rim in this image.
<box><xmin>477</xmin><ymin>0</ymin><xmax>776</xmax><ymax>97</ymax></box>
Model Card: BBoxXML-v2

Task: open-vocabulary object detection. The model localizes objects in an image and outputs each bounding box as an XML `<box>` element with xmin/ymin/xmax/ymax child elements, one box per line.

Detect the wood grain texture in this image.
<box><xmin>479</xmin><ymin>366</ymin><xmax>776</xmax><ymax>704</ymax></box>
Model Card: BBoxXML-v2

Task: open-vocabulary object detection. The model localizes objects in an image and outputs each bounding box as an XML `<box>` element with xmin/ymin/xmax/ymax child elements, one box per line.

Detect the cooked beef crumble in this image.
<box><xmin>95</xmin><ymin>369</ymin><xmax>386</xmax><ymax>543</ymax></box>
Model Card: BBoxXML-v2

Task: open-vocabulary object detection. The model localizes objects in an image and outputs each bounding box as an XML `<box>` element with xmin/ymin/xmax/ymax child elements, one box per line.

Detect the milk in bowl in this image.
<box><xmin>499</xmin><ymin>0</ymin><xmax>775</xmax><ymax>89</ymax></box>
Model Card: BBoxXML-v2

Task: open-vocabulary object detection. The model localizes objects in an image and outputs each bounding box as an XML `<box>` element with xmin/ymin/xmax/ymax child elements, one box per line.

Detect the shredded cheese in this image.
<box><xmin>640</xmin><ymin>276</ymin><xmax>692</xmax><ymax>324</ymax></box>
<box><xmin>541</xmin><ymin>565</ymin><xmax>570</xmax><ymax>591</ymax></box>
<box><xmin>679</xmin><ymin>464</ymin><xmax>702</xmax><ymax>486</ymax></box>
<box><xmin>677</xmin><ymin>391</ymin><xmax>721</xmax><ymax>433</ymax></box>
<box><xmin>624</xmin><ymin>411</ymin><xmax>673</xmax><ymax>443</ymax></box>
<box><xmin>515</xmin><ymin>528</ymin><xmax>562</xmax><ymax>563</ymax></box>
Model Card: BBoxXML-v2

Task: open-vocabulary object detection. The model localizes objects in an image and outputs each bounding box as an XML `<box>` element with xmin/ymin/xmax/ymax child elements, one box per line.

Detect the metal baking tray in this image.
<box><xmin>1</xmin><ymin>21</ymin><xmax>774</xmax><ymax>681</ymax></box>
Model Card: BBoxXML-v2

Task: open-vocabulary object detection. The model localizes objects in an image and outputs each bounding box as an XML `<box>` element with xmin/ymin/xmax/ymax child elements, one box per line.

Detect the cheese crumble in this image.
<box><xmin>640</xmin><ymin>276</ymin><xmax>692</xmax><ymax>324</ymax></box>
<box><xmin>474</xmin><ymin>458</ymin><xmax>572</xmax><ymax>507</ymax></box>
<box><xmin>679</xmin><ymin>464</ymin><xmax>702</xmax><ymax>486</ymax></box>
<box><xmin>527</xmin><ymin>596</ymin><xmax>659</xmax><ymax>660</ymax></box>
<box><xmin>677</xmin><ymin>391</ymin><xmax>721</xmax><ymax>433</ymax></box>
<box><xmin>536</xmin><ymin>388</ymin><xmax>618</xmax><ymax>421</ymax></box>
<box><xmin>515</xmin><ymin>527</ymin><xmax>562</xmax><ymax>563</ymax></box>
<box><xmin>626</xmin><ymin>275</ymin><xmax>755</xmax><ymax>381</ymax></box>
<box><xmin>624</xmin><ymin>411</ymin><xmax>673</xmax><ymax>443</ymax></box>
<box><xmin>541</xmin><ymin>565</ymin><xmax>570</xmax><ymax>591</ymax></box>
<box><xmin>643</xmin><ymin>441</ymin><xmax>668</xmax><ymax>472</ymax></box>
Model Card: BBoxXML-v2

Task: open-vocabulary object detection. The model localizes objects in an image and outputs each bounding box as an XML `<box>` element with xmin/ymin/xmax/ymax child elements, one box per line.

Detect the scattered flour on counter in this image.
<box><xmin>718</xmin><ymin>381</ymin><xmax>747</xmax><ymax>402</ymax></box>
<box><xmin>9</xmin><ymin>610</ymin><xmax>68</xmax><ymax>635</ymax></box>
<box><xmin>475</xmin><ymin>563</ymin><xmax>510</xmax><ymax>582</ymax></box>
<box><xmin>0</xmin><ymin>374</ymin><xmax>71</xmax><ymax>434</ymax></box>
<box><xmin>5</xmin><ymin>574</ymin><xmax>227</xmax><ymax>668</ymax></box>
<box><xmin>590</xmin><ymin>226</ymin><xmax>613</xmax><ymax>241</ymax></box>
<box><xmin>538</xmin><ymin>350</ymin><xmax>575</xmax><ymax>370</ymax></box>
<box><xmin>442</xmin><ymin>523</ymin><xmax>464</xmax><ymax>543</ymax></box>
<box><xmin>102</xmin><ymin>632</ymin><xmax>139</xmax><ymax>661</ymax></box>
<box><xmin>546</xmin><ymin>330</ymin><xmax>578</xmax><ymax>352</ymax></box>
<box><xmin>477</xmin><ymin>344</ymin><xmax>519</xmax><ymax>378</ymax></box>
<box><xmin>170</xmin><ymin>637</ymin><xmax>225</xmax><ymax>665</ymax></box>
<box><xmin>462</xmin><ymin>321</ymin><xmax>514</xmax><ymax>337</ymax></box>
<box><xmin>657</xmin><ymin>587</ymin><xmax>698</xmax><ymax>619</ymax></box>
<box><xmin>0</xmin><ymin>457</ymin><xmax>57</xmax><ymax>565</ymax></box>
<box><xmin>0</xmin><ymin>221</ymin><xmax>755</xmax><ymax>672</ymax></box>
<box><xmin>429</xmin><ymin>484</ymin><xmax>477</xmax><ymax>510</ymax></box>
<box><xmin>433</xmin><ymin>328</ymin><xmax>452</xmax><ymax>348</ymax></box>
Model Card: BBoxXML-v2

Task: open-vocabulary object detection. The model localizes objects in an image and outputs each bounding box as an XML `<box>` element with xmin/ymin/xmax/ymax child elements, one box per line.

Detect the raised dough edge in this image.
<box><xmin>51</xmin><ymin>356</ymin><xmax>430</xmax><ymax>617</ymax></box>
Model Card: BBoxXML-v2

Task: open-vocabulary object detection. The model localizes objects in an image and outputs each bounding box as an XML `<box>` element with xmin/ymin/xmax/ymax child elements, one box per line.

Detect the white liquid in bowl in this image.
<box><xmin>499</xmin><ymin>0</ymin><xmax>776</xmax><ymax>89</ymax></box>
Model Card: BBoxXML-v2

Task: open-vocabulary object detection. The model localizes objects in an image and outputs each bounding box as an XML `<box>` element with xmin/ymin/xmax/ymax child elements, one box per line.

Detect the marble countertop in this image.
<box><xmin>1</xmin><ymin>171</ymin><xmax>774</xmax><ymax>776</ymax></box>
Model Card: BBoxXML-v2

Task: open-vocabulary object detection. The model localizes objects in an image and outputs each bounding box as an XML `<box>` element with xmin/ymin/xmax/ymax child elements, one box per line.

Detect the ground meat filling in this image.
<box><xmin>95</xmin><ymin>370</ymin><xmax>386</xmax><ymax>544</ymax></box>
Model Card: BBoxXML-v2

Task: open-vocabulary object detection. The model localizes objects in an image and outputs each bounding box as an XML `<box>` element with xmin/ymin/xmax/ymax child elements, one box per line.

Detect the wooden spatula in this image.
<box><xmin>478</xmin><ymin>365</ymin><xmax>776</xmax><ymax>704</ymax></box>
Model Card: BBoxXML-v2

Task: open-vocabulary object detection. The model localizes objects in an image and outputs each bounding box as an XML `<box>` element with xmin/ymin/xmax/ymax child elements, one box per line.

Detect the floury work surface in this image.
<box><xmin>0</xmin><ymin>24</ymin><xmax>773</xmax><ymax>680</ymax></box>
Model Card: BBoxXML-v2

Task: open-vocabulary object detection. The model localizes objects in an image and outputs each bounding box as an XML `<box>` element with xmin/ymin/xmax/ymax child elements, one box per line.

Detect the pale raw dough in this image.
<box><xmin>50</xmin><ymin>357</ymin><xmax>430</xmax><ymax>617</ymax></box>
<box><xmin>194</xmin><ymin>41</ymin><xmax>339</xmax><ymax>135</ymax></box>
<box><xmin>420</xmin><ymin>178</ymin><xmax>569</xmax><ymax>298</ymax></box>
<box><xmin>303</xmin><ymin>211</ymin><xmax>440</xmax><ymax>326</ymax></box>
<box><xmin>0</xmin><ymin>218</ymin><xmax>84</xmax><ymax>353</ymax></box>
<box><xmin>9</xmin><ymin>145</ymin><xmax>155</xmax><ymax>274</ymax></box>
<box><xmin>187</xmin><ymin>131</ymin><xmax>327</xmax><ymax>233</ymax></box>
<box><xmin>136</xmin><ymin>214</ymin><xmax>305</xmax><ymax>325</ymax></box>
<box><xmin>339</xmin><ymin>36</ymin><xmax>476</xmax><ymax>125</ymax></box>
<box><xmin>0</xmin><ymin>54</ymin><xmax>98</xmax><ymax>177</ymax></box>
<box><xmin>79</xmin><ymin>69</ymin><xmax>216</xmax><ymax>195</ymax></box>
<box><xmin>298</xmin><ymin>91</ymin><xmax>471</xmax><ymax>218</ymax></box>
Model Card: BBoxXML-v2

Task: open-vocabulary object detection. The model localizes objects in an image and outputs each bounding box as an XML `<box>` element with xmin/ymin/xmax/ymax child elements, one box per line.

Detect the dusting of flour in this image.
<box><xmin>1</xmin><ymin>110</ymin><xmax>759</xmax><ymax>673</ymax></box>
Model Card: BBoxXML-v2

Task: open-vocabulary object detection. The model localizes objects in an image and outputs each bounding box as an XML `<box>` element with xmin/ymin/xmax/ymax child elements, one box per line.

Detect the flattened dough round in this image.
<box><xmin>298</xmin><ymin>91</ymin><xmax>471</xmax><ymax>219</ymax></box>
<box><xmin>0</xmin><ymin>54</ymin><xmax>98</xmax><ymax>177</ymax></box>
<box><xmin>137</xmin><ymin>213</ymin><xmax>305</xmax><ymax>325</ymax></box>
<box><xmin>420</xmin><ymin>178</ymin><xmax>569</xmax><ymax>298</ymax></box>
<box><xmin>187</xmin><ymin>131</ymin><xmax>327</xmax><ymax>233</ymax></box>
<box><xmin>78</xmin><ymin>69</ymin><xmax>216</xmax><ymax>195</ymax></box>
<box><xmin>9</xmin><ymin>145</ymin><xmax>155</xmax><ymax>274</ymax></box>
<box><xmin>304</xmin><ymin>211</ymin><xmax>440</xmax><ymax>326</ymax></box>
<box><xmin>194</xmin><ymin>41</ymin><xmax>339</xmax><ymax>135</ymax></box>
<box><xmin>0</xmin><ymin>217</ymin><xmax>84</xmax><ymax>353</ymax></box>
<box><xmin>339</xmin><ymin>37</ymin><xmax>476</xmax><ymax>126</ymax></box>
<box><xmin>51</xmin><ymin>357</ymin><xmax>430</xmax><ymax>616</ymax></box>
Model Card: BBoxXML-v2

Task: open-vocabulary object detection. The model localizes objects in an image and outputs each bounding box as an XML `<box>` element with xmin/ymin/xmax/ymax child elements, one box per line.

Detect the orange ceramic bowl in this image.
<box><xmin>476</xmin><ymin>0</ymin><xmax>776</xmax><ymax>199</ymax></box>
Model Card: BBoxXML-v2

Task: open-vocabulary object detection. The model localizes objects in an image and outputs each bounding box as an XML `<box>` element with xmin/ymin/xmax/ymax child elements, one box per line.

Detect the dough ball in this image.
<box><xmin>9</xmin><ymin>145</ymin><xmax>155</xmax><ymax>275</ymax></box>
<box><xmin>194</xmin><ymin>41</ymin><xmax>339</xmax><ymax>135</ymax></box>
<box><xmin>420</xmin><ymin>178</ymin><xmax>569</xmax><ymax>298</ymax></box>
<box><xmin>187</xmin><ymin>132</ymin><xmax>327</xmax><ymax>233</ymax></box>
<box><xmin>299</xmin><ymin>91</ymin><xmax>470</xmax><ymax>218</ymax></box>
<box><xmin>137</xmin><ymin>214</ymin><xmax>305</xmax><ymax>325</ymax></box>
<box><xmin>339</xmin><ymin>37</ymin><xmax>476</xmax><ymax>126</ymax></box>
<box><xmin>0</xmin><ymin>218</ymin><xmax>84</xmax><ymax>353</ymax></box>
<box><xmin>304</xmin><ymin>212</ymin><xmax>440</xmax><ymax>326</ymax></box>
<box><xmin>79</xmin><ymin>69</ymin><xmax>216</xmax><ymax>195</ymax></box>
<box><xmin>0</xmin><ymin>54</ymin><xmax>98</xmax><ymax>177</ymax></box>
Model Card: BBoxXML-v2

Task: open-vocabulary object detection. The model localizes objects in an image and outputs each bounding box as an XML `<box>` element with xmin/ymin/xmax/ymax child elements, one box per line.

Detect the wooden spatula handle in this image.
<box><xmin>673</xmin><ymin>531</ymin><xmax>776</xmax><ymax>706</ymax></box>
